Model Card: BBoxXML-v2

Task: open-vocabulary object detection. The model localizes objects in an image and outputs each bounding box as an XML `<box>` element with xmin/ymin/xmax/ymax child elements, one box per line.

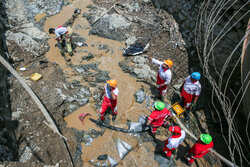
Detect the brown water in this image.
<box><xmin>43</xmin><ymin>1</ymin><xmax>219</xmax><ymax>166</ymax></box>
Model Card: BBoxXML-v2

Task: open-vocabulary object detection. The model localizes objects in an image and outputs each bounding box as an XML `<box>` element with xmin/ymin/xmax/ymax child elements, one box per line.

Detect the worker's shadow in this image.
<box><xmin>153</xmin><ymin>138</ymin><xmax>166</xmax><ymax>156</ymax></box>
<box><xmin>136</xmin><ymin>80</ymin><xmax>161</xmax><ymax>100</ymax></box>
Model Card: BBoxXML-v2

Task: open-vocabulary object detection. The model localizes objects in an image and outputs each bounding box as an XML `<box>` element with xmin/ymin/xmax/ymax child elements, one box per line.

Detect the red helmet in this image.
<box><xmin>169</xmin><ymin>126</ymin><xmax>181</xmax><ymax>134</ymax></box>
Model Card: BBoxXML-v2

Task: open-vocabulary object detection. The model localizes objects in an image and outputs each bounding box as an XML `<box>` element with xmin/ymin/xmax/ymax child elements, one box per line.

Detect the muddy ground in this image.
<box><xmin>2</xmin><ymin>0</ymin><xmax>223</xmax><ymax>167</ymax></box>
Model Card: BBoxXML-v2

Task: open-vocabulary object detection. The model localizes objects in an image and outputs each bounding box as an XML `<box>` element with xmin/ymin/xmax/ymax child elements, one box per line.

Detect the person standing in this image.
<box><xmin>146</xmin><ymin>102</ymin><xmax>172</xmax><ymax>137</ymax></box>
<box><xmin>148</xmin><ymin>57</ymin><xmax>173</xmax><ymax>100</ymax></box>
<box><xmin>185</xmin><ymin>134</ymin><xmax>214</xmax><ymax>166</ymax></box>
<box><xmin>163</xmin><ymin>126</ymin><xmax>186</xmax><ymax>159</ymax></box>
<box><xmin>99</xmin><ymin>79</ymin><xmax>119</xmax><ymax>122</ymax></box>
<box><xmin>180</xmin><ymin>72</ymin><xmax>201</xmax><ymax>120</ymax></box>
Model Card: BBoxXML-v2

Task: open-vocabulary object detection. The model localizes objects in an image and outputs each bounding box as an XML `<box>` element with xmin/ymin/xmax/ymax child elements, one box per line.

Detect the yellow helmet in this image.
<box><xmin>164</xmin><ymin>59</ymin><xmax>173</xmax><ymax>68</ymax></box>
<box><xmin>107</xmin><ymin>79</ymin><xmax>118</xmax><ymax>87</ymax></box>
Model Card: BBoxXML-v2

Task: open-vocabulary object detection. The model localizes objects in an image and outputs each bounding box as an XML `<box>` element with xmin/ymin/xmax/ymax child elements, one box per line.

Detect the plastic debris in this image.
<box><xmin>123</xmin><ymin>37</ymin><xmax>150</xmax><ymax>56</ymax></box>
<box><xmin>79</xmin><ymin>113</ymin><xmax>92</xmax><ymax>125</ymax></box>
<box><xmin>108</xmin><ymin>155</ymin><xmax>118</xmax><ymax>167</ymax></box>
<box><xmin>30</xmin><ymin>73</ymin><xmax>42</xmax><ymax>81</ymax></box>
<box><xmin>77</xmin><ymin>42</ymin><xmax>83</xmax><ymax>46</ymax></box>
<box><xmin>19</xmin><ymin>67</ymin><xmax>27</xmax><ymax>71</ymax></box>
<box><xmin>115</xmin><ymin>138</ymin><xmax>132</xmax><ymax>160</ymax></box>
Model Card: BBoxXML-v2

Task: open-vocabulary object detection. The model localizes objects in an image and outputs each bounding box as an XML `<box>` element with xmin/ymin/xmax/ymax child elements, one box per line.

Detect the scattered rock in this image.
<box><xmin>134</xmin><ymin>88</ymin><xmax>146</xmax><ymax>103</ymax></box>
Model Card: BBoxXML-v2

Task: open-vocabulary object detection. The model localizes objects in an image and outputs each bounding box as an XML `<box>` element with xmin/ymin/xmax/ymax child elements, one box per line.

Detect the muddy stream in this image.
<box><xmin>43</xmin><ymin>0</ymin><xmax>215</xmax><ymax>166</ymax></box>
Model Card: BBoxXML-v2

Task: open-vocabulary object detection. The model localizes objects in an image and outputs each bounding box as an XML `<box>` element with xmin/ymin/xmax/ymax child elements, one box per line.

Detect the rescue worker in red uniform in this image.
<box><xmin>180</xmin><ymin>72</ymin><xmax>201</xmax><ymax>120</ymax></box>
<box><xmin>146</xmin><ymin>102</ymin><xmax>172</xmax><ymax>137</ymax></box>
<box><xmin>48</xmin><ymin>8</ymin><xmax>81</xmax><ymax>60</ymax></box>
<box><xmin>99</xmin><ymin>79</ymin><xmax>119</xmax><ymax>122</ymax></box>
<box><xmin>148</xmin><ymin>57</ymin><xmax>173</xmax><ymax>100</ymax></box>
<box><xmin>163</xmin><ymin>126</ymin><xmax>186</xmax><ymax>159</ymax></box>
<box><xmin>185</xmin><ymin>134</ymin><xmax>214</xmax><ymax>166</ymax></box>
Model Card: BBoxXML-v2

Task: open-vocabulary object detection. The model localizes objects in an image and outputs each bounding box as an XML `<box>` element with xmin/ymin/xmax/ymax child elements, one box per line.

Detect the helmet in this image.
<box><xmin>169</xmin><ymin>126</ymin><xmax>181</xmax><ymax>134</ymax></box>
<box><xmin>49</xmin><ymin>28</ymin><xmax>55</xmax><ymax>34</ymax></box>
<box><xmin>154</xmin><ymin>102</ymin><xmax>165</xmax><ymax>111</ymax></box>
<box><xmin>107</xmin><ymin>79</ymin><xmax>118</xmax><ymax>87</ymax></box>
<box><xmin>200</xmin><ymin>134</ymin><xmax>212</xmax><ymax>144</ymax></box>
<box><xmin>191</xmin><ymin>72</ymin><xmax>201</xmax><ymax>80</ymax></box>
<box><xmin>164</xmin><ymin>59</ymin><xmax>173</xmax><ymax>68</ymax></box>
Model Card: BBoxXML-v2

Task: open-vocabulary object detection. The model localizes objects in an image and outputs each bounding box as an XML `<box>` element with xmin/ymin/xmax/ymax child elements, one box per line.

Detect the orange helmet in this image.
<box><xmin>164</xmin><ymin>59</ymin><xmax>173</xmax><ymax>68</ymax></box>
<box><xmin>107</xmin><ymin>79</ymin><xmax>118</xmax><ymax>87</ymax></box>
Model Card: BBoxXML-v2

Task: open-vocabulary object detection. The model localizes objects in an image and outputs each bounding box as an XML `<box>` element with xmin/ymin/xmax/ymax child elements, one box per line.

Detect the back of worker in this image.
<box><xmin>148</xmin><ymin>108</ymin><xmax>171</xmax><ymax>127</ymax></box>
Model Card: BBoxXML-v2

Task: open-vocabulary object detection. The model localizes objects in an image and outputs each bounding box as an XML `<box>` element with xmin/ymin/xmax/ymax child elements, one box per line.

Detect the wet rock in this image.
<box><xmin>97</xmin><ymin>154</ymin><xmax>107</xmax><ymax>160</ymax></box>
<box><xmin>87</xmin><ymin>128</ymin><xmax>104</xmax><ymax>139</ymax></box>
<box><xmin>66</xmin><ymin>96</ymin><xmax>75</xmax><ymax>103</ymax></box>
<box><xmin>119</xmin><ymin>59</ymin><xmax>134</xmax><ymax>73</ymax></box>
<box><xmin>154</xmin><ymin>154</ymin><xmax>176</xmax><ymax>167</ymax></box>
<box><xmin>95</xmin><ymin>71</ymin><xmax>111</xmax><ymax>83</ymax></box>
<box><xmin>69</xmin><ymin>104</ymin><xmax>78</xmax><ymax>111</ymax></box>
<box><xmin>134</xmin><ymin>88</ymin><xmax>146</xmax><ymax>104</ymax></box>
<box><xmin>82</xmin><ymin>52</ymin><xmax>94</xmax><ymax>61</ymax></box>
<box><xmin>72</xmin><ymin>33</ymin><xmax>88</xmax><ymax>47</ymax></box>
<box><xmin>79</xmin><ymin>87</ymin><xmax>92</xmax><ymax>97</ymax></box>
<box><xmin>76</xmin><ymin>98</ymin><xmax>89</xmax><ymax>106</ymax></box>
<box><xmin>74</xmin><ymin>129</ymin><xmax>85</xmax><ymax>143</ymax></box>
<box><xmin>116</xmin><ymin>138</ymin><xmax>132</xmax><ymax>160</ymax></box>
<box><xmin>89</xmin><ymin>13</ymin><xmax>131</xmax><ymax>41</ymax></box>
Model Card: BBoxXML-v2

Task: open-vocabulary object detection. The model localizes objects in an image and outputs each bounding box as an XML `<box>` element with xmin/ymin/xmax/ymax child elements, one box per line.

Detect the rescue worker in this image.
<box><xmin>148</xmin><ymin>57</ymin><xmax>173</xmax><ymax>100</ymax></box>
<box><xmin>99</xmin><ymin>79</ymin><xmax>119</xmax><ymax>122</ymax></box>
<box><xmin>146</xmin><ymin>102</ymin><xmax>172</xmax><ymax>137</ymax></box>
<box><xmin>48</xmin><ymin>8</ymin><xmax>81</xmax><ymax>59</ymax></box>
<box><xmin>163</xmin><ymin>126</ymin><xmax>186</xmax><ymax>159</ymax></box>
<box><xmin>180</xmin><ymin>72</ymin><xmax>201</xmax><ymax>120</ymax></box>
<box><xmin>185</xmin><ymin>134</ymin><xmax>214</xmax><ymax>166</ymax></box>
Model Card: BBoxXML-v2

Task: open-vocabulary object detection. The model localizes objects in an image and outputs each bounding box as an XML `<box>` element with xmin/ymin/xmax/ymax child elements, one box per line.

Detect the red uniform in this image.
<box><xmin>187</xmin><ymin>140</ymin><xmax>214</xmax><ymax>164</ymax></box>
<box><xmin>163</xmin><ymin>130</ymin><xmax>186</xmax><ymax>157</ymax></box>
<box><xmin>152</xmin><ymin>58</ymin><xmax>172</xmax><ymax>96</ymax></box>
<box><xmin>99</xmin><ymin>84</ymin><xmax>119</xmax><ymax>120</ymax></box>
<box><xmin>148</xmin><ymin>108</ymin><xmax>171</xmax><ymax>134</ymax></box>
<box><xmin>181</xmin><ymin>76</ymin><xmax>201</xmax><ymax>109</ymax></box>
<box><xmin>156</xmin><ymin>73</ymin><xmax>168</xmax><ymax>95</ymax></box>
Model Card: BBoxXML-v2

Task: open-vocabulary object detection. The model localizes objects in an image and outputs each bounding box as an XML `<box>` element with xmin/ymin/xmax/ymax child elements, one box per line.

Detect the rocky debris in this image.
<box><xmin>81</xmin><ymin>52</ymin><xmax>94</xmax><ymax>61</ymax></box>
<box><xmin>134</xmin><ymin>88</ymin><xmax>146</xmax><ymax>104</ymax></box>
<box><xmin>97</xmin><ymin>43</ymin><xmax>113</xmax><ymax>54</ymax></box>
<box><xmin>89</xmin><ymin>154</ymin><xmax>118</xmax><ymax>167</ymax></box>
<box><xmin>72</xmin><ymin>33</ymin><xmax>88</xmax><ymax>47</ymax></box>
<box><xmin>87</xmin><ymin>6</ymin><xmax>131</xmax><ymax>41</ymax></box>
<box><xmin>116</xmin><ymin>138</ymin><xmax>132</xmax><ymax>160</ymax></box>
<box><xmin>154</xmin><ymin>153</ymin><xmax>176</xmax><ymax>167</ymax></box>
<box><xmin>119</xmin><ymin>56</ymin><xmax>156</xmax><ymax>81</ymax></box>
<box><xmin>71</xmin><ymin>63</ymin><xmax>111</xmax><ymax>83</ymax></box>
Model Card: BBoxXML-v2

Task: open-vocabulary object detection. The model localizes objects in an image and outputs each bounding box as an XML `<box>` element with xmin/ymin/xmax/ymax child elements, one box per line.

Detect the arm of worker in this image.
<box><xmin>110</xmin><ymin>91</ymin><xmax>117</xmax><ymax>100</ymax></box>
<box><xmin>146</xmin><ymin>119</ymin><xmax>152</xmax><ymax>126</ymax></box>
<box><xmin>148</xmin><ymin>57</ymin><xmax>163</xmax><ymax>65</ymax></box>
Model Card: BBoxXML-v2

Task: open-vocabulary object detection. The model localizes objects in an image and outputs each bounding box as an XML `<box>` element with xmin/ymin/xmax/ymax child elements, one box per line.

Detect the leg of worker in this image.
<box><xmin>100</xmin><ymin>101</ymin><xmax>109</xmax><ymax>121</ymax></box>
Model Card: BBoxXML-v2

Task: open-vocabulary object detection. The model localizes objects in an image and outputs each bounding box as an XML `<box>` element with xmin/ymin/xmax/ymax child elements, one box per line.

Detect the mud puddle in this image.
<box><xmin>43</xmin><ymin>0</ymin><xmax>217</xmax><ymax>166</ymax></box>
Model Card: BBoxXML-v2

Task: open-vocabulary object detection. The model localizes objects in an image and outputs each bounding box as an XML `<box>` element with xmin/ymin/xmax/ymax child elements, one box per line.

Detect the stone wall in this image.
<box><xmin>0</xmin><ymin>0</ymin><xmax>17</xmax><ymax>161</ymax></box>
<box><xmin>153</xmin><ymin>0</ymin><xmax>249</xmax><ymax>107</ymax></box>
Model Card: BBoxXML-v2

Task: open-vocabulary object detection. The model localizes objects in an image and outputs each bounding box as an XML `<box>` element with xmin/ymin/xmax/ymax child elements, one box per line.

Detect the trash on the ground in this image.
<box><xmin>77</xmin><ymin>42</ymin><xmax>83</xmax><ymax>46</ymax></box>
<box><xmin>123</xmin><ymin>37</ymin><xmax>150</xmax><ymax>56</ymax></box>
<box><xmin>39</xmin><ymin>60</ymin><xmax>48</xmax><ymax>64</ymax></box>
<box><xmin>79</xmin><ymin>113</ymin><xmax>92</xmax><ymax>125</ymax></box>
<box><xmin>108</xmin><ymin>155</ymin><xmax>118</xmax><ymax>167</ymax></box>
<box><xmin>19</xmin><ymin>67</ymin><xmax>27</xmax><ymax>71</ymax></box>
<box><xmin>30</xmin><ymin>73</ymin><xmax>42</xmax><ymax>81</ymax></box>
<box><xmin>97</xmin><ymin>154</ymin><xmax>107</xmax><ymax>160</ymax></box>
<box><xmin>128</xmin><ymin>116</ymin><xmax>148</xmax><ymax>132</ymax></box>
<box><xmin>115</xmin><ymin>138</ymin><xmax>132</xmax><ymax>160</ymax></box>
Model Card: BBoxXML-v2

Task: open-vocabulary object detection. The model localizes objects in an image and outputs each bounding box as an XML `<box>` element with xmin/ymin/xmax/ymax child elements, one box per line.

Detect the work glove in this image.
<box><xmin>106</xmin><ymin>83</ymin><xmax>111</xmax><ymax>91</ymax></box>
